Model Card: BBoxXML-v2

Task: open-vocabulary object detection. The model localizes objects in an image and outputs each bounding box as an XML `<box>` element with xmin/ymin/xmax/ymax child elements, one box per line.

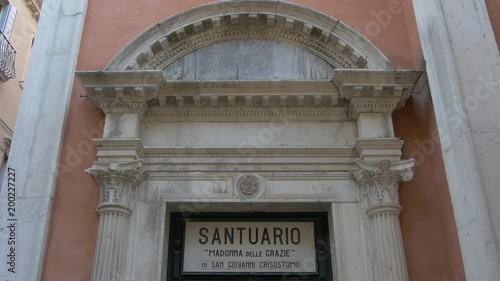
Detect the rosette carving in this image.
<box><xmin>233</xmin><ymin>174</ymin><xmax>267</xmax><ymax>199</ymax></box>
<box><xmin>238</xmin><ymin>175</ymin><xmax>261</xmax><ymax>197</ymax></box>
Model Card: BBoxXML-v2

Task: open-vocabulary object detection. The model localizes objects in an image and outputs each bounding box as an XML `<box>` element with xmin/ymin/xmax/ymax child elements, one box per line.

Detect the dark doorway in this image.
<box><xmin>166</xmin><ymin>212</ymin><xmax>334</xmax><ymax>281</ymax></box>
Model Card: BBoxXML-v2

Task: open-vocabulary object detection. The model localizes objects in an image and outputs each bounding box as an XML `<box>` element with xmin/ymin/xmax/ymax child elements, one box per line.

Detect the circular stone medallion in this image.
<box><xmin>234</xmin><ymin>174</ymin><xmax>266</xmax><ymax>199</ymax></box>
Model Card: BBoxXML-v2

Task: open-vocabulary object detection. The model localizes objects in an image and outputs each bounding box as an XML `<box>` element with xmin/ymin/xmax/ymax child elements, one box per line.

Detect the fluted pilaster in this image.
<box><xmin>86</xmin><ymin>160</ymin><xmax>147</xmax><ymax>281</ymax></box>
<box><xmin>352</xmin><ymin>159</ymin><xmax>414</xmax><ymax>281</ymax></box>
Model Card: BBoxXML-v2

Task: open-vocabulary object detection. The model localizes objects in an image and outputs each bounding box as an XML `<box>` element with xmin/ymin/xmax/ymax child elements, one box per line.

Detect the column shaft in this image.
<box><xmin>370</xmin><ymin>212</ymin><xmax>408</xmax><ymax>281</ymax></box>
<box><xmin>92</xmin><ymin>210</ymin><xmax>129</xmax><ymax>281</ymax></box>
<box><xmin>86</xmin><ymin>161</ymin><xmax>146</xmax><ymax>281</ymax></box>
<box><xmin>352</xmin><ymin>159</ymin><xmax>414</xmax><ymax>281</ymax></box>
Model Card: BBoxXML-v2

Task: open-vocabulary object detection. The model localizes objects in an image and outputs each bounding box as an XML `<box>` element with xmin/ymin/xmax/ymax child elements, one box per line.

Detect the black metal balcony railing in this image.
<box><xmin>0</xmin><ymin>30</ymin><xmax>16</xmax><ymax>82</ymax></box>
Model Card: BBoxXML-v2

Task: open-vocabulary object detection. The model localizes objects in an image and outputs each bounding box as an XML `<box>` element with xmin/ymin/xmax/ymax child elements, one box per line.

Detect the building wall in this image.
<box><xmin>486</xmin><ymin>0</ymin><xmax>500</xmax><ymax>46</ymax></box>
<box><xmin>395</xmin><ymin>1</ymin><xmax>467</xmax><ymax>280</ymax></box>
<box><xmin>411</xmin><ymin>0</ymin><xmax>500</xmax><ymax>279</ymax></box>
<box><xmin>0</xmin><ymin>0</ymin><xmax>37</xmax><ymax>165</ymax></box>
<box><xmin>394</xmin><ymin>87</ymin><xmax>467</xmax><ymax>281</ymax></box>
<box><xmin>41</xmin><ymin>1</ymin><xmax>465</xmax><ymax>280</ymax></box>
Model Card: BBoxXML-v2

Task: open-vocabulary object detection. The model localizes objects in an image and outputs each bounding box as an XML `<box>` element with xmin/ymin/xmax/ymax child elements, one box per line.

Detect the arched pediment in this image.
<box><xmin>106</xmin><ymin>0</ymin><xmax>392</xmax><ymax>71</ymax></box>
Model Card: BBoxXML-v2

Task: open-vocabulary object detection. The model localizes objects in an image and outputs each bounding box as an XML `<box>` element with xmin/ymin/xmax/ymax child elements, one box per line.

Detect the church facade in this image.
<box><xmin>1</xmin><ymin>1</ymin><xmax>499</xmax><ymax>281</ymax></box>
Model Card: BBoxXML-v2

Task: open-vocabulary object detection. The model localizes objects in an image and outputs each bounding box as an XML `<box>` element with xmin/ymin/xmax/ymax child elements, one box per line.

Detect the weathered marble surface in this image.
<box><xmin>142</xmin><ymin>121</ymin><xmax>356</xmax><ymax>147</ymax></box>
<box><xmin>164</xmin><ymin>39</ymin><xmax>335</xmax><ymax>80</ymax></box>
<box><xmin>0</xmin><ymin>1</ymin><xmax>88</xmax><ymax>281</ymax></box>
<box><xmin>413</xmin><ymin>0</ymin><xmax>500</xmax><ymax>280</ymax></box>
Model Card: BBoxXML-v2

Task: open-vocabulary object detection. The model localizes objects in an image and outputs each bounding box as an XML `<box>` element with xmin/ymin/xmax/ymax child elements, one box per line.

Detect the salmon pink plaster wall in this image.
<box><xmin>41</xmin><ymin>1</ymin><xmax>465</xmax><ymax>281</ymax></box>
<box><xmin>40</xmin><ymin>82</ymin><xmax>103</xmax><ymax>281</ymax></box>
<box><xmin>486</xmin><ymin>0</ymin><xmax>500</xmax><ymax>47</ymax></box>
<box><xmin>394</xmin><ymin>87</ymin><xmax>467</xmax><ymax>281</ymax></box>
<box><xmin>77</xmin><ymin>0</ymin><xmax>416</xmax><ymax>70</ymax></box>
<box><xmin>400</xmin><ymin>0</ymin><xmax>423</xmax><ymax>68</ymax></box>
<box><xmin>394</xmin><ymin>1</ymin><xmax>466</xmax><ymax>280</ymax></box>
<box><xmin>282</xmin><ymin>0</ymin><xmax>416</xmax><ymax>68</ymax></box>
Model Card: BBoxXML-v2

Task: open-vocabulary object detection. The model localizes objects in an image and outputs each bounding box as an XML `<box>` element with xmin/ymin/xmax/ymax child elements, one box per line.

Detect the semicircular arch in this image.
<box><xmin>106</xmin><ymin>0</ymin><xmax>392</xmax><ymax>71</ymax></box>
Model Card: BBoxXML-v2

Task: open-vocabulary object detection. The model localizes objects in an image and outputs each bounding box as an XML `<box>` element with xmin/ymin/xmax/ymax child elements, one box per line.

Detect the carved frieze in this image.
<box><xmin>141</xmin><ymin>25</ymin><xmax>358</xmax><ymax>70</ymax></box>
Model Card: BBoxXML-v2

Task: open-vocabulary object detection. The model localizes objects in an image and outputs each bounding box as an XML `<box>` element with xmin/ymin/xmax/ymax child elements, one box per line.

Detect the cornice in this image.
<box><xmin>142</xmin><ymin>147</ymin><xmax>356</xmax><ymax>158</ymax></box>
<box><xmin>146</xmin><ymin>172</ymin><xmax>351</xmax><ymax>181</ymax></box>
<box><xmin>91</xmin><ymin>139</ymin><xmax>357</xmax><ymax>158</ymax></box>
<box><xmin>93</xmin><ymin>138</ymin><xmax>144</xmax><ymax>151</ymax></box>
<box><xmin>93</xmin><ymin>138</ymin><xmax>145</xmax><ymax>160</ymax></box>
<box><xmin>77</xmin><ymin>71</ymin><xmax>162</xmax><ymax>116</ymax></box>
<box><xmin>355</xmin><ymin>138</ymin><xmax>405</xmax><ymax>154</ymax></box>
<box><xmin>76</xmin><ymin>69</ymin><xmax>422</xmax><ymax>121</ymax></box>
<box><xmin>333</xmin><ymin>69</ymin><xmax>422</xmax><ymax>120</ymax></box>
<box><xmin>90</xmin><ymin>143</ymin><xmax>357</xmax><ymax>172</ymax></box>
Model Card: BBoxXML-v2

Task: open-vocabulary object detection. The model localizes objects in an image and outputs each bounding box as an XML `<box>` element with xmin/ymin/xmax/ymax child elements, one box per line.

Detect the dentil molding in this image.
<box><xmin>76</xmin><ymin>69</ymin><xmax>422</xmax><ymax>121</ymax></box>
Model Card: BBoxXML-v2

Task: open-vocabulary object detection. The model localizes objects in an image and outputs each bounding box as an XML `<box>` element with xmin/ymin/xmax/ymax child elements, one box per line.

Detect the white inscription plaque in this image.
<box><xmin>183</xmin><ymin>222</ymin><xmax>316</xmax><ymax>273</ymax></box>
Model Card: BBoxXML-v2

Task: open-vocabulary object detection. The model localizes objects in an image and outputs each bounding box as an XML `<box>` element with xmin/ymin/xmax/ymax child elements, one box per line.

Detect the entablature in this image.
<box><xmin>77</xmin><ymin>69</ymin><xmax>422</xmax><ymax>121</ymax></box>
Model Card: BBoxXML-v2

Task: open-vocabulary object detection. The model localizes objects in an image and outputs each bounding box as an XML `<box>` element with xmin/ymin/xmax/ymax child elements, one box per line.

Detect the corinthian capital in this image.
<box><xmin>352</xmin><ymin>159</ymin><xmax>414</xmax><ymax>214</ymax></box>
<box><xmin>86</xmin><ymin>160</ymin><xmax>147</xmax><ymax>214</ymax></box>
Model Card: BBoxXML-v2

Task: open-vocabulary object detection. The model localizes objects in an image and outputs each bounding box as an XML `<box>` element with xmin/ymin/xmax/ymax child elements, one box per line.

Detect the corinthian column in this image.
<box><xmin>86</xmin><ymin>160</ymin><xmax>147</xmax><ymax>281</ymax></box>
<box><xmin>352</xmin><ymin>159</ymin><xmax>414</xmax><ymax>281</ymax></box>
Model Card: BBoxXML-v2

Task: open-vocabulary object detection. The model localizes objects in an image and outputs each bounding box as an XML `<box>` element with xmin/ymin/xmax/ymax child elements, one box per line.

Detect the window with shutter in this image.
<box><xmin>0</xmin><ymin>1</ymin><xmax>16</xmax><ymax>81</ymax></box>
<box><xmin>0</xmin><ymin>3</ymin><xmax>16</xmax><ymax>38</ymax></box>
